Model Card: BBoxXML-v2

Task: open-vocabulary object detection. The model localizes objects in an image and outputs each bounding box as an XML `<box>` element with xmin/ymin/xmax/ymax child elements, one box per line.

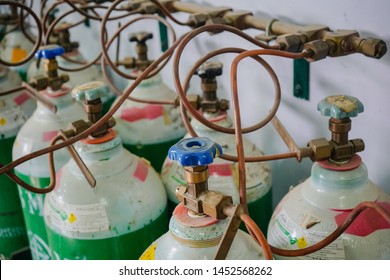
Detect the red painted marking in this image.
<box><xmin>120</xmin><ymin>105</ymin><xmax>164</xmax><ymax>122</ymax></box>
<box><xmin>334</xmin><ymin>202</ymin><xmax>390</xmax><ymax>237</ymax></box>
<box><xmin>173</xmin><ymin>203</ymin><xmax>218</xmax><ymax>228</ymax></box>
<box><xmin>13</xmin><ymin>92</ymin><xmax>31</xmax><ymax>105</ymax></box>
<box><xmin>42</xmin><ymin>130</ymin><xmax>58</xmax><ymax>142</ymax></box>
<box><xmin>133</xmin><ymin>159</ymin><xmax>149</xmax><ymax>182</ymax></box>
<box><xmin>209</xmin><ymin>163</ymin><xmax>232</xmax><ymax>176</ymax></box>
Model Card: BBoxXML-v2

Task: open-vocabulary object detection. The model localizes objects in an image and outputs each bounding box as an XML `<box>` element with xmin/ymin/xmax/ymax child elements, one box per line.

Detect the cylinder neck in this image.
<box><xmin>170</xmin><ymin>203</ymin><xmax>226</xmax><ymax>248</ymax></box>
<box><xmin>38</xmin><ymin>87</ymin><xmax>73</xmax><ymax>109</ymax></box>
<box><xmin>75</xmin><ymin>134</ymin><xmax>122</xmax><ymax>162</ymax></box>
<box><xmin>192</xmin><ymin>110</ymin><xmax>232</xmax><ymax>133</ymax></box>
<box><xmin>312</xmin><ymin>155</ymin><xmax>368</xmax><ymax>191</ymax></box>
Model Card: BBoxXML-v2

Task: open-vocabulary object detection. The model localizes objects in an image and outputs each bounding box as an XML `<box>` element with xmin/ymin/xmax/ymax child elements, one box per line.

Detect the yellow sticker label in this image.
<box><xmin>11</xmin><ymin>48</ymin><xmax>27</xmax><ymax>63</ymax></box>
<box><xmin>297</xmin><ymin>237</ymin><xmax>308</xmax><ymax>249</ymax></box>
<box><xmin>163</xmin><ymin>110</ymin><xmax>171</xmax><ymax>125</ymax></box>
<box><xmin>0</xmin><ymin>117</ymin><xmax>7</xmax><ymax>126</ymax></box>
<box><xmin>139</xmin><ymin>243</ymin><xmax>156</xmax><ymax>260</ymax></box>
<box><xmin>68</xmin><ymin>213</ymin><xmax>77</xmax><ymax>224</ymax></box>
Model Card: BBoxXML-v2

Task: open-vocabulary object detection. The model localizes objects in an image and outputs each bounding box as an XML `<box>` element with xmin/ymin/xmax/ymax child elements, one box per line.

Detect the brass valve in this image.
<box><xmin>49</xmin><ymin>22</ymin><xmax>80</xmax><ymax>53</ymax></box>
<box><xmin>194</xmin><ymin>61</ymin><xmax>229</xmax><ymax>113</ymax></box>
<box><xmin>308</xmin><ymin>95</ymin><xmax>365</xmax><ymax>162</ymax></box>
<box><xmin>116</xmin><ymin>32</ymin><xmax>154</xmax><ymax>71</ymax></box>
<box><xmin>169</xmin><ymin>137</ymin><xmax>233</xmax><ymax>219</ymax></box>
<box><xmin>66</xmin><ymin>81</ymin><xmax>116</xmax><ymax>139</ymax></box>
<box><xmin>30</xmin><ymin>45</ymin><xmax>69</xmax><ymax>91</ymax></box>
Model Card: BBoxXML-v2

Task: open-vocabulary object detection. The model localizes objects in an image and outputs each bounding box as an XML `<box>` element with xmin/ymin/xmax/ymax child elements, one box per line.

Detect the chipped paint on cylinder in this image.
<box><xmin>12</xmin><ymin>88</ymin><xmax>85</xmax><ymax>259</ymax></box>
<box><xmin>140</xmin><ymin>203</ymin><xmax>265</xmax><ymax>260</ymax></box>
<box><xmin>44</xmin><ymin>135</ymin><xmax>169</xmax><ymax>260</ymax></box>
<box><xmin>113</xmin><ymin>74</ymin><xmax>186</xmax><ymax>172</ymax></box>
<box><xmin>267</xmin><ymin>159</ymin><xmax>390</xmax><ymax>259</ymax></box>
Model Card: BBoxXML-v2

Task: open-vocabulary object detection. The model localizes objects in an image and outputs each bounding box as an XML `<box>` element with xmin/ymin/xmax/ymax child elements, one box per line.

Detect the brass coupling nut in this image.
<box><xmin>303</xmin><ymin>40</ymin><xmax>332</xmax><ymax>62</ymax></box>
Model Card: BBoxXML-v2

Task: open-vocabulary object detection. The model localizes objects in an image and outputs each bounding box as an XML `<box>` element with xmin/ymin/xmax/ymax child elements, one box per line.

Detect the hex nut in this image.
<box><xmin>189</xmin><ymin>13</ymin><xmax>209</xmax><ymax>28</ymax></box>
<box><xmin>69</xmin><ymin>120</ymin><xmax>90</xmax><ymax>135</ymax></box>
<box><xmin>276</xmin><ymin>34</ymin><xmax>306</xmax><ymax>52</ymax></box>
<box><xmin>308</xmin><ymin>138</ymin><xmax>331</xmax><ymax>161</ymax></box>
<box><xmin>202</xmin><ymin>191</ymin><xmax>233</xmax><ymax>219</ymax></box>
<box><xmin>360</xmin><ymin>38</ymin><xmax>387</xmax><ymax>59</ymax></box>
<box><xmin>30</xmin><ymin>75</ymin><xmax>49</xmax><ymax>90</ymax></box>
<box><xmin>304</xmin><ymin>40</ymin><xmax>330</xmax><ymax>62</ymax></box>
<box><xmin>350</xmin><ymin>138</ymin><xmax>365</xmax><ymax>153</ymax></box>
<box><xmin>219</xmin><ymin>99</ymin><xmax>229</xmax><ymax>111</ymax></box>
<box><xmin>205</xmin><ymin>17</ymin><xmax>229</xmax><ymax>33</ymax></box>
<box><xmin>223</xmin><ymin>11</ymin><xmax>253</xmax><ymax>30</ymax></box>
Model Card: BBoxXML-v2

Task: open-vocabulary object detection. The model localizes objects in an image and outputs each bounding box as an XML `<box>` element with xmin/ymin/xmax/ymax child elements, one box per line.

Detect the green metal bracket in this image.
<box><xmin>293</xmin><ymin>58</ymin><xmax>310</xmax><ymax>100</ymax></box>
<box><xmin>158</xmin><ymin>13</ymin><xmax>169</xmax><ymax>52</ymax></box>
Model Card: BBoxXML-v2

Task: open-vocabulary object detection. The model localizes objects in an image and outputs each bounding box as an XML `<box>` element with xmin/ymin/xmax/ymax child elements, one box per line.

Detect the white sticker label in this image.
<box><xmin>269</xmin><ymin>209</ymin><xmax>345</xmax><ymax>260</ymax></box>
<box><xmin>46</xmin><ymin>195</ymin><xmax>109</xmax><ymax>234</ymax></box>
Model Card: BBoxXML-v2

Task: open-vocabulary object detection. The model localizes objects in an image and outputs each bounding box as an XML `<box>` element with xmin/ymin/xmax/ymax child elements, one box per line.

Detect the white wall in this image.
<box><xmin>46</xmin><ymin>0</ymin><xmax>390</xmax><ymax>206</ymax></box>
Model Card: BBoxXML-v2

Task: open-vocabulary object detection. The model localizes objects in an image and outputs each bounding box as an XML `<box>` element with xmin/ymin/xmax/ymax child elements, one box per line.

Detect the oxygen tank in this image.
<box><xmin>12</xmin><ymin>45</ymin><xmax>85</xmax><ymax>260</ymax></box>
<box><xmin>0</xmin><ymin>65</ymin><xmax>35</xmax><ymax>259</ymax></box>
<box><xmin>161</xmin><ymin>62</ymin><xmax>272</xmax><ymax>233</ymax></box>
<box><xmin>267</xmin><ymin>95</ymin><xmax>390</xmax><ymax>259</ymax></box>
<box><xmin>43</xmin><ymin>81</ymin><xmax>168</xmax><ymax>260</ymax></box>
<box><xmin>112</xmin><ymin>32</ymin><xmax>186</xmax><ymax>172</ymax></box>
<box><xmin>141</xmin><ymin>137</ymin><xmax>265</xmax><ymax>260</ymax></box>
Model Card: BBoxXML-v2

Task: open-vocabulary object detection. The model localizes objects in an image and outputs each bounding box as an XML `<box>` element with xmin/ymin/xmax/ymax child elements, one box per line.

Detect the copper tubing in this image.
<box><xmin>101</xmin><ymin>55</ymin><xmax>175</xmax><ymax>105</ymax></box>
<box><xmin>44</xmin><ymin>7</ymin><xmax>103</xmax><ymax>72</ymax></box>
<box><xmin>62</xmin><ymin>0</ymin><xmax>110</xmax><ymax>21</ymax></box>
<box><xmin>149</xmin><ymin>0</ymin><xmax>195</xmax><ymax>27</ymax></box>
<box><xmin>270</xmin><ymin>201</ymin><xmax>390</xmax><ymax>257</ymax></box>
<box><xmin>271</xmin><ymin>115</ymin><xmax>314</xmax><ymax>161</ymax></box>
<box><xmin>173</xmin><ymin>25</ymin><xmax>281</xmax><ymax>135</ymax></box>
<box><xmin>0</xmin><ymin>25</ymin><xmax>184</xmax><ymax>177</ymax></box>
<box><xmin>1</xmin><ymin>134</ymin><xmax>61</xmax><ymax>194</ymax></box>
<box><xmin>0</xmin><ymin>1</ymin><xmax>42</xmax><ymax>67</ymax></box>
<box><xmin>0</xmin><ymin>86</ymin><xmax>25</xmax><ymax>97</ymax></box>
<box><xmin>179</xmin><ymin>48</ymin><xmax>280</xmax><ymax>136</ymax></box>
<box><xmin>230</xmin><ymin>48</ymin><xmax>311</xmax><ymax>211</ymax></box>
<box><xmin>22</xmin><ymin>82</ymin><xmax>57</xmax><ymax>113</ymax></box>
<box><xmin>41</xmin><ymin>0</ymin><xmax>86</xmax><ymax>35</ymax></box>
<box><xmin>101</xmin><ymin>11</ymin><xmax>176</xmax><ymax>80</ymax></box>
<box><xmin>59</xmin><ymin>0</ymin><xmax>130</xmax><ymax>22</ymax></box>
<box><xmin>177</xmin><ymin>46</ymin><xmax>278</xmax><ymax>212</ymax></box>
<box><xmin>240</xmin><ymin>213</ymin><xmax>273</xmax><ymax>260</ymax></box>
<box><xmin>41</xmin><ymin>0</ymin><xmax>65</xmax><ymax>34</ymax></box>
<box><xmin>61</xmin><ymin>133</ymin><xmax>96</xmax><ymax>187</ymax></box>
<box><xmin>19</xmin><ymin>8</ymin><xmax>35</xmax><ymax>44</ymax></box>
<box><xmin>42</xmin><ymin>1</ymin><xmax>136</xmax><ymax>71</ymax></box>
<box><xmin>173</xmin><ymin>24</ymin><xmax>280</xmax><ymax>131</ymax></box>
<box><xmin>174</xmin><ymin>24</ymin><xmax>309</xmax><ymax>162</ymax></box>
<box><xmin>171</xmin><ymin>24</ymin><xmax>311</xmax><ymax>227</ymax></box>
